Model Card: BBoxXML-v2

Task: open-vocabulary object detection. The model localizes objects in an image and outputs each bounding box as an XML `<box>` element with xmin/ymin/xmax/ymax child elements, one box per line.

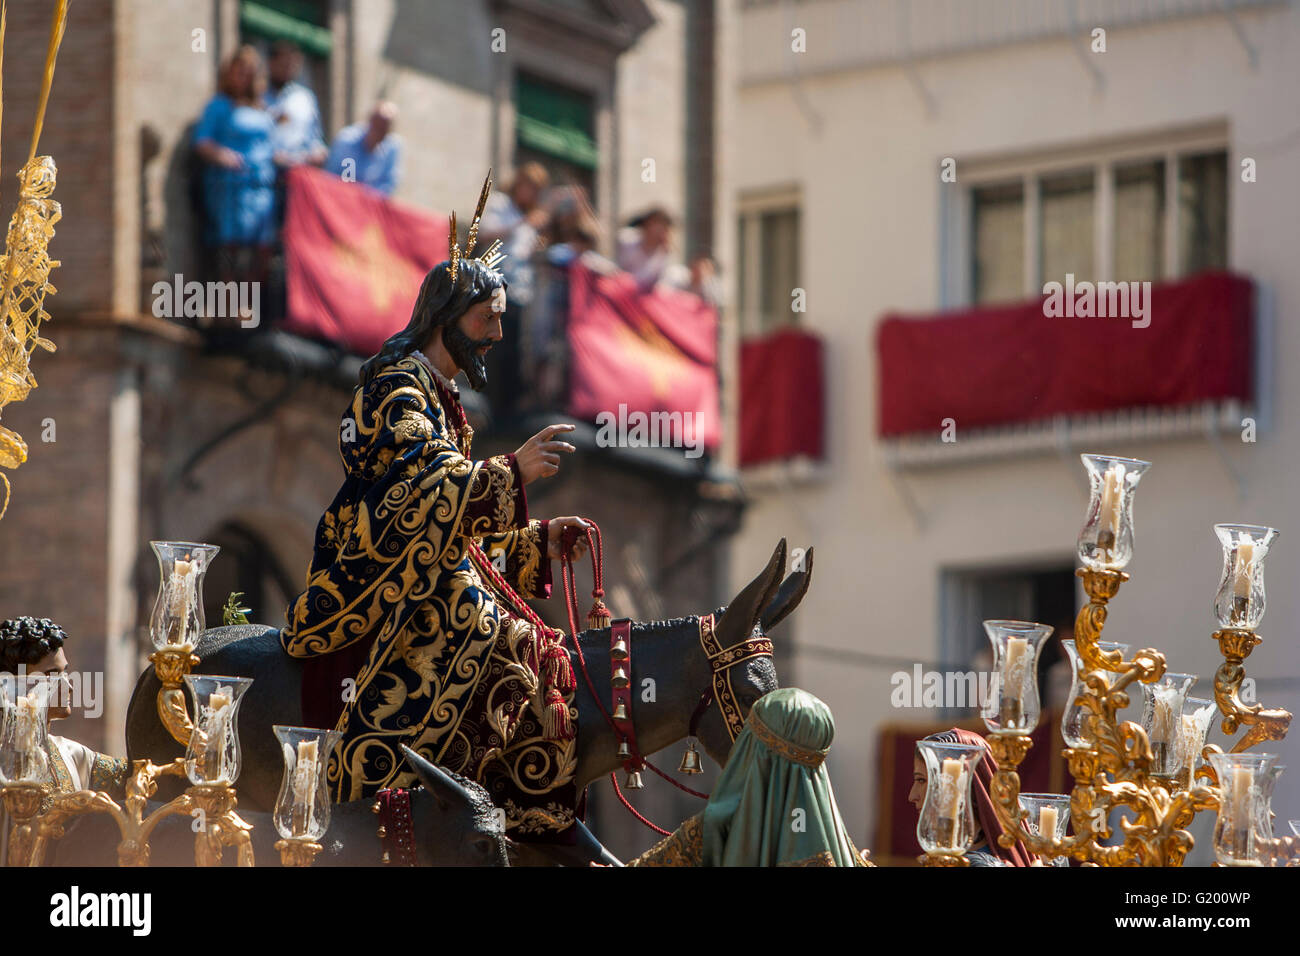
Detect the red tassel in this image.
<box><xmin>542</xmin><ymin>688</ymin><xmax>574</xmax><ymax>740</ymax></box>
<box><xmin>543</xmin><ymin>642</ymin><xmax>576</xmax><ymax>692</ymax></box>
<box><xmin>586</xmin><ymin>598</ymin><xmax>611</xmax><ymax>630</ymax></box>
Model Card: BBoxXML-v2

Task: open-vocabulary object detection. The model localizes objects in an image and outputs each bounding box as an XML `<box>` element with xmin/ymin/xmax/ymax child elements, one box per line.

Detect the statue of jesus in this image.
<box><xmin>281</xmin><ymin>179</ymin><xmax>590</xmax><ymax>840</ymax></box>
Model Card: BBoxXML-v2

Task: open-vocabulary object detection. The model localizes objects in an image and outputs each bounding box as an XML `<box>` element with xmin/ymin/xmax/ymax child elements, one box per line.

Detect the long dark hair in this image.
<box><xmin>359</xmin><ymin>258</ymin><xmax>506</xmax><ymax>387</ymax></box>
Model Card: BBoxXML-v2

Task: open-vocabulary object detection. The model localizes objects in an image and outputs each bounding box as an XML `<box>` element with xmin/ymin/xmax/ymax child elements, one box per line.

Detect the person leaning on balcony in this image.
<box><xmin>0</xmin><ymin>617</ymin><xmax>129</xmax><ymax>810</ymax></box>
<box><xmin>192</xmin><ymin>45</ymin><xmax>277</xmax><ymax>288</ymax></box>
<box><xmin>476</xmin><ymin>163</ymin><xmax>553</xmax><ymax>415</ymax></box>
<box><xmin>629</xmin><ymin>688</ymin><xmax>871</xmax><ymax>866</ymax></box>
<box><xmin>909</xmin><ymin>728</ymin><xmax>1037</xmax><ymax>866</ymax></box>
<box><xmin>325</xmin><ymin>100</ymin><xmax>403</xmax><ymax>196</ymax></box>
<box><xmin>265</xmin><ymin>41</ymin><xmax>327</xmax><ymax>170</ymax></box>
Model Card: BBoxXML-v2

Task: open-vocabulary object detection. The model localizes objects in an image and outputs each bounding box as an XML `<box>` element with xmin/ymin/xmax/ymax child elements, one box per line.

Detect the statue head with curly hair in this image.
<box><xmin>1</xmin><ymin>616</ymin><xmax>71</xmax><ymax>718</ymax></box>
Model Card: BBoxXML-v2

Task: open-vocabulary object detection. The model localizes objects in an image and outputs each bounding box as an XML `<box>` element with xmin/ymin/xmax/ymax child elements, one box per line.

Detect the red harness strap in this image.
<box><xmin>375</xmin><ymin>787</ymin><xmax>418</xmax><ymax>866</ymax></box>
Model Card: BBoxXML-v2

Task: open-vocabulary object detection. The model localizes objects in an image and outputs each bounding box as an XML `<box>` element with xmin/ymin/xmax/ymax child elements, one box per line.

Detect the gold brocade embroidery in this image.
<box><xmin>778</xmin><ymin>850</ymin><xmax>837</xmax><ymax>867</ymax></box>
<box><xmin>747</xmin><ymin>709</ymin><xmax>829</xmax><ymax>768</ymax></box>
<box><xmin>393</xmin><ymin>409</ymin><xmax>434</xmax><ymax>444</ymax></box>
<box><xmin>627</xmin><ymin>814</ymin><xmax>704</xmax><ymax>867</ymax></box>
<box><xmin>503</xmin><ymin>801</ymin><xmax>576</xmax><ymax>835</ymax></box>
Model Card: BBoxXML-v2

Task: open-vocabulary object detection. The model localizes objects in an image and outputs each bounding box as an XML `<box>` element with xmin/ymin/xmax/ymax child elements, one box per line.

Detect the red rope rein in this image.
<box><xmin>558</xmin><ymin>522</ymin><xmax>709</xmax><ymax>836</ymax></box>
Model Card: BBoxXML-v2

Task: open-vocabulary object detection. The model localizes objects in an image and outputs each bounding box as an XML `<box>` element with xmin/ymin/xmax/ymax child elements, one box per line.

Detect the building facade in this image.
<box><xmin>731</xmin><ymin>0</ymin><xmax>1300</xmax><ymax>861</ymax></box>
<box><xmin>0</xmin><ymin>0</ymin><xmax>741</xmax><ymax>859</ymax></box>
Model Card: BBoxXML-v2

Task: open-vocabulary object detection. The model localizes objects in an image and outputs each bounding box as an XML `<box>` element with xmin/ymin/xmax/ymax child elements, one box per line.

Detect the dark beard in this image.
<box><xmin>443</xmin><ymin>322</ymin><xmax>493</xmax><ymax>391</ymax></box>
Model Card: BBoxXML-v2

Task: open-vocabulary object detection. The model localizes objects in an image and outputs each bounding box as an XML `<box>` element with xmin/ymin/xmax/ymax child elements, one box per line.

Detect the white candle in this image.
<box><xmin>205</xmin><ymin>688</ymin><xmax>232</xmax><ymax>780</ymax></box>
<box><xmin>1004</xmin><ymin>637</ymin><xmax>1030</xmax><ymax>695</ymax></box>
<box><xmin>1231</xmin><ymin>766</ymin><xmax>1252</xmax><ymax>807</ymax></box>
<box><xmin>292</xmin><ymin>738</ymin><xmax>319</xmax><ymax>825</ymax></box>
<box><xmin>1099</xmin><ymin>464</ymin><xmax>1125</xmax><ymax>541</ymax></box>
<box><xmin>1178</xmin><ymin>713</ymin><xmax>1201</xmax><ymax>771</ymax></box>
<box><xmin>940</xmin><ymin>758</ymin><xmax>964</xmax><ymax>845</ymax></box>
<box><xmin>1233</xmin><ymin>534</ymin><xmax>1255</xmax><ymax>599</ymax></box>
<box><xmin>1038</xmin><ymin>805</ymin><xmax>1058</xmax><ymax>839</ymax></box>
<box><xmin>166</xmin><ymin>559</ymin><xmax>195</xmax><ymax>644</ymax></box>
<box><xmin>1150</xmin><ymin>684</ymin><xmax>1180</xmax><ymax>744</ymax></box>
<box><xmin>15</xmin><ymin>692</ymin><xmax>40</xmax><ymax>753</ymax></box>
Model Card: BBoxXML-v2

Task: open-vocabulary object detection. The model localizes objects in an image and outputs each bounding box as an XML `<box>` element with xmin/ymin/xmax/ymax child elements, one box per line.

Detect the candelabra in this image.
<box><xmin>970</xmin><ymin>453</ymin><xmax>1295</xmax><ymax>867</ymax></box>
<box><xmin>149</xmin><ymin>541</ymin><xmax>219</xmax><ymax>746</ymax></box>
<box><xmin>32</xmin><ymin>758</ymin><xmax>193</xmax><ymax>867</ymax></box>
<box><xmin>271</xmin><ymin>725</ymin><xmax>341</xmax><ymax>867</ymax></box>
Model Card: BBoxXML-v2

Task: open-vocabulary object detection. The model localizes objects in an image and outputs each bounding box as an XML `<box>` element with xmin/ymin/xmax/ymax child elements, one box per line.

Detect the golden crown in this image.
<box><xmin>447</xmin><ymin>169</ymin><xmax>506</xmax><ymax>284</ymax></box>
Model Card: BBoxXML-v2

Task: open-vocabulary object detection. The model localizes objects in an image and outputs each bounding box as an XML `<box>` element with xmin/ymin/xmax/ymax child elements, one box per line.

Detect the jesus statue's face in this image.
<box><xmin>442</xmin><ymin>294</ymin><xmax>504</xmax><ymax>391</ymax></box>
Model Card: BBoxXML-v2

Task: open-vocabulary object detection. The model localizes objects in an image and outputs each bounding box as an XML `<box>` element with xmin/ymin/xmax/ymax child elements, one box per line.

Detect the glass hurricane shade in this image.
<box><xmin>273</xmin><ymin>725</ymin><xmax>343</xmax><ymax>841</ymax></box>
<box><xmin>183</xmin><ymin>675</ymin><xmax>253</xmax><ymax>786</ymax></box>
<box><xmin>149</xmin><ymin>541</ymin><xmax>221</xmax><ymax>649</ymax></box>
<box><xmin>1077</xmin><ymin>455</ymin><xmax>1151</xmax><ymax>572</ymax></box>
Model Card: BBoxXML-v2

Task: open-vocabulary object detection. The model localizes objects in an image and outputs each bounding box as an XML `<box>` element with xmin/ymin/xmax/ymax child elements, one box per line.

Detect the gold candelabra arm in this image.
<box><xmin>988</xmin><ymin>733</ymin><xmax>1091</xmax><ymax>862</ymax></box>
<box><xmin>1196</xmin><ymin>745</ymin><xmax>1222</xmax><ymax>788</ymax></box>
<box><xmin>188</xmin><ymin>784</ymin><xmax>255</xmax><ymax>867</ymax></box>
<box><xmin>2</xmin><ymin>781</ymin><xmax>48</xmax><ymax>866</ymax></box>
<box><xmin>149</xmin><ymin>645</ymin><xmax>199</xmax><ymax>746</ymax></box>
<box><xmin>23</xmin><ymin>758</ymin><xmax>192</xmax><ymax>868</ymax></box>
<box><xmin>919</xmin><ymin>852</ymin><xmax>969</xmax><ymax>866</ymax></box>
<box><xmin>1211</xmin><ymin>629</ymin><xmax>1292</xmax><ymax>753</ymax></box>
<box><xmin>275</xmin><ymin>836</ymin><xmax>324</xmax><ymax>867</ymax></box>
<box><xmin>32</xmin><ymin>788</ymin><xmax>121</xmax><ymax>866</ymax></box>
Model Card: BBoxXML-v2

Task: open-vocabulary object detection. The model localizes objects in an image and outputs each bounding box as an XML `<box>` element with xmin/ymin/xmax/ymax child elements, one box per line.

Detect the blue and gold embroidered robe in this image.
<box><xmin>281</xmin><ymin>357</ymin><xmax>575</xmax><ymax>832</ymax></box>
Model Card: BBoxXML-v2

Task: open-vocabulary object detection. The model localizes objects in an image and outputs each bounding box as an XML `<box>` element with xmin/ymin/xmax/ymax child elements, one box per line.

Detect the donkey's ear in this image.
<box><xmin>718</xmin><ymin>539</ymin><xmax>787</xmax><ymax>642</ymax></box>
<box><xmin>760</xmin><ymin>546</ymin><xmax>813</xmax><ymax>633</ymax></box>
<box><xmin>401</xmin><ymin>744</ymin><xmax>476</xmax><ymax>813</ymax></box>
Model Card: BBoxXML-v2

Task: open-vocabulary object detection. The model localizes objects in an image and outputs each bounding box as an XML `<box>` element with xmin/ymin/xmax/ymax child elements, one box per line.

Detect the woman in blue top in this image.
<box><xmin>192</xmin><ymin>46</ymin><xmax>276</xmax><ymax>284</ymax></box>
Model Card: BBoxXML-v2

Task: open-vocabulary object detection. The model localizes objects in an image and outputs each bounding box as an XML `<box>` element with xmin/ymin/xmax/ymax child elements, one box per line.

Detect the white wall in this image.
<box><xmin>732</xmin><ymin>6</ymin><xmax>1300</xmax><ymax>854</ymax></box>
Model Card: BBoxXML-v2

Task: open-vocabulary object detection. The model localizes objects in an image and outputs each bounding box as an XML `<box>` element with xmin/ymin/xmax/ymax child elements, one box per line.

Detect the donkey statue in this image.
<box><xmin>46</xmin><ymin>747</ymin><xmax>509</xmax><ymax>867</ymax></box>
<box><xmin>125</xmin><ymin>539</ymin><xmax>811</xmax><ymax>862</ymax></box>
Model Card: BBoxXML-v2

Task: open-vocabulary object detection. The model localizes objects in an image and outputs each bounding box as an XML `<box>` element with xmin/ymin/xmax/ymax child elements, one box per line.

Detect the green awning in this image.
<box><xmin>240</xmin><ymin>0</ymin><xmax>332</xmax><ymax>58</ymax></box>
<box><xmin>515</xmin><ymin>76</ymin><xmax>598</xmax><ymax>169</ymax></box>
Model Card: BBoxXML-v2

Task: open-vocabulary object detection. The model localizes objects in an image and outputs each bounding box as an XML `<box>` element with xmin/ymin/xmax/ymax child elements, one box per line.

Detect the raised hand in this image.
<box><xmin>514</xmin><ymin>424</ymin><xmax>576</xmax><ymax>485</ymax></box>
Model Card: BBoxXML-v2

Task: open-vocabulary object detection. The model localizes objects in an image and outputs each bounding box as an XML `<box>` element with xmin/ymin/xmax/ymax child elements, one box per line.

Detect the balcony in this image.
<box><xmin>186</xmin><ymin>167</ymin><xmax>726</xmax><ymax>481</ymax></box>
<box><xmin>875</xmin><ymin>271</ymin><xmax>1257</xmax><ymax>470</ymax></box>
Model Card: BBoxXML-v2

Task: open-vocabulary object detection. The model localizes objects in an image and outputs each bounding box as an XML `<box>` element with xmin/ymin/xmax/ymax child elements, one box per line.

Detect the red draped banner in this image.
<box><xmin>875</xmin><ymin>272</ymin><xmax>1254</xmax><ymax>437</ymax></box>
<box><xmin>567</xmin><ymin>261</ymin><xmax>721</xmax><ymax>451</ymax></box>
<box><xmin>739</xmin><ymin>328</ymin><xmax>824</xmax><ymax>467</ymax></box>
<box><xmin>282</xmin><ymin>166</ymin><xmax>450</xmax><ymax>356</ymax></box>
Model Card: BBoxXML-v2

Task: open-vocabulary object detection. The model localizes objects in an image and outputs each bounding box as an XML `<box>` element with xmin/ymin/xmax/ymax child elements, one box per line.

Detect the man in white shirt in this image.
<box><xmin>265</xmin><ymin>41</ymin><xmax>327</xmax><ymax>169</ymax></box>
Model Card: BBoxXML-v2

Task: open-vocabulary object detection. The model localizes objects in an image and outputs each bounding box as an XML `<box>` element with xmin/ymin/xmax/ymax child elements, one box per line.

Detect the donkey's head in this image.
<box><xmin>401</xmin><ymin>745</ymin><xmax>510</xmax><ymax>866</ymax></box>
<box><xmin>694</xmin><ymin>539</ymin><xmax>812</xmax><ymax>767</ymax></box>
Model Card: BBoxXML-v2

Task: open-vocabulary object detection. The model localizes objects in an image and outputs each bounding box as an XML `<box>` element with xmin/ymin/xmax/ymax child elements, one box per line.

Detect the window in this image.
<box><xmin>960</xmin><ymin>138</ymin><xmax>1229</xmax><ymax>305</ymax></box>
<box><xmin>1039</xmin><ymin>170</ymin><xmax>1095</xmax><ymax>286</ymax></box>
<box><xmin>738</xmin><ymin>193</ymin><xmax>801</xmax><ymax>336</ymax></box>
<box><xmin>1179</xmin><ymin>151</ymin><xmax>1228</xmax><ymax>274</ymax></box>
<box><xmin>971</xmin><ymin>182</ymin><xmax>1024</xmax><ymax>305</ymax></box>
<box><xmin>939</xmin><ymin>564</ymin><xmax>1075</xmax><ymax>720</ymax></box>
<box><xmin>515</xmin><ymin>73</ymin><xmax>598</xmax><ymax>199</ymax></box>
<box><xmin>1113</xmin><ymin>160</ymin><xmax>1165</xmax><ymax>282</ymax></box>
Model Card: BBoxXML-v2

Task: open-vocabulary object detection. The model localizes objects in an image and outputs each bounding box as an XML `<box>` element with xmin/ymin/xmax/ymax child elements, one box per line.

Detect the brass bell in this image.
<box><xmin>612</xmin><ymin>700</ymin><xmax>628</xmax><ymax>721</ymax></box>
<box><xmin>376</xmin><ymin>825</ymin><xmax>388</xmax><ymax>839</ymax></box>
<box><xmin>611</xmin><ymin>637</ymin><xmax>629</xmax><ymax>660</ymax></box>
<box><xmin>371</xmin><ymin>801</ymin><xmax>382</xmax><ymax>815</ymax></box>
<box><xmin>625</xmin><ymin>770</ymin><xmax>645</xmax><ymax>790</ymax></box>
<box><xmin>617</xmin><ymin>739</ymin><xmax>631</xmax><ymax>758</ymax></box>
<box><xmin>611</xmin><ymin>667</ymin><xmax>629</xmax><ymax>688</ymax></box>
<box><xmin>678</xmin><ymin>742</ymin><xmax>703</xmax><ymax>774</ymax></box>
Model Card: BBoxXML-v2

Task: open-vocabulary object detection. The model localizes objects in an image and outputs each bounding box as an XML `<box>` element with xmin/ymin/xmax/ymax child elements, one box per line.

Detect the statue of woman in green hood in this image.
<box><xmin>630</xmin><ymin>687</ymin><xmax>871</xmax><ymax>866</ymax></box>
